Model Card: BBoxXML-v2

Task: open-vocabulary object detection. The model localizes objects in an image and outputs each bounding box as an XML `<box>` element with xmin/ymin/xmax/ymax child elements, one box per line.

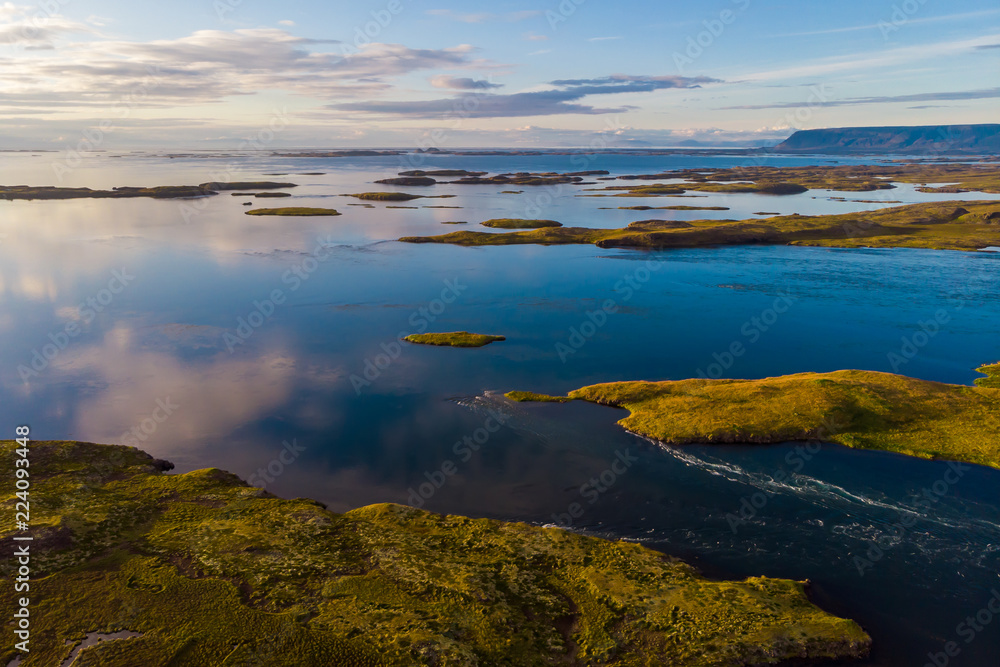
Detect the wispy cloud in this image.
<box><xmin>0</xmin><ymin>3</ymin><xmax>95</xmax><ymax>46</ymax></box>
<box><xmin>719</xmin><ymin>87</ymin><xmax>1000</xmax><ymax>109</ymax></box>
<box><xmin>588</xmin><ymin>36</ymin><xmax>622</xmax><ymax>42</ymax></box>
<box><xmin>0</xmin><ymin>28</ymin><xmax>486</xmax><ymax>112</ymax></box>
<box><xmin>523</xmin><ymin>32</ymin><xmax>548</xmax><ymax>41</ymax></box>
<box><xmin>768</xmin><ymin>8</ymin><xmax>1000</xmax><ymax>37</ymax></box>
<box><xmin>426</xmin><ymin>9</ymin><xmax>540</xmax><ymax>23</ymax></box>
<box><xmin>738</xmin><ymin>33</ymin><xmax>1000</xmax><ymax>81</ymax></box>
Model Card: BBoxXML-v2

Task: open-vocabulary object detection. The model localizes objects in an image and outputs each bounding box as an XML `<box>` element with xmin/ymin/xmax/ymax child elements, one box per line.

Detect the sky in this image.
<box><xmin>0</xmin><ymin>0</ymin><xmax>998</xmax><ymax>148</ymax></box>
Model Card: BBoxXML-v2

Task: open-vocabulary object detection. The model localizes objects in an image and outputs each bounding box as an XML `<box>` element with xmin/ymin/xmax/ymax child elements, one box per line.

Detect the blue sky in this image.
<box><xmin>1</xmin><ymin>0</ymin><xmax>998</xmax><ymax>148</ymax></box>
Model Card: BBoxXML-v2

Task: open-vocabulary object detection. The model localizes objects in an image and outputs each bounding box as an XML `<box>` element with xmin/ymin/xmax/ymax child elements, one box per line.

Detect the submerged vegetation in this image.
<box><xmin>403</xmin><ymin>332</ymin><xmax>506</xmax><ymax>347</ymax></box>
<box><xmin>606</xmin><ymin>205</ymin><xmax>731</xmax><ymax>211</ymax></box>
<box><xmin>374</xmin><ymin>177</ymin><xmax>437</xmax><ymax>186</ymax></box>
<box><xmin>510</xmin><ymin>364</ymin><xmax>1000</xmax><ymax>468</ymax></box>
<box><xmin>400</xmin><ymin>200</ymin><xmax>1000</xmax><ymax>252</ymax></box>
<box><xmin>347</xmin><ymin>192</ymin><xmax>424</xmax><ymax>201</ymax></box>
<box><xmin>0</xmin><ymin>441</ymin><xmax>870</xmax><ymax>666</ymax></box>
<box><xmin>481</xmin><ymin>218</ymin><xmax>563</xmax><ymax>229</ymax></box>
<box><xmin>245</xmin><ymin>207</ymin><xmax>341</xmax><ymax>216</ymax></box>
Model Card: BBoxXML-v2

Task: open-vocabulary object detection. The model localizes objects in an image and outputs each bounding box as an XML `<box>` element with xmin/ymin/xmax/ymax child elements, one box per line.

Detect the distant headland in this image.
<box><xmin>773</xmin><ymin>124</ymin><xmax>1000</xmax><ymax>155</ymax></box>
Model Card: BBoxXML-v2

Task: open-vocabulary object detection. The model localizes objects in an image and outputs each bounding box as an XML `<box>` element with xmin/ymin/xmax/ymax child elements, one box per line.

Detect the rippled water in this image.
<box><xmin>1</xmin><ymin>151</ymin><xmax>998</xmax><ymax>665</ymax></box>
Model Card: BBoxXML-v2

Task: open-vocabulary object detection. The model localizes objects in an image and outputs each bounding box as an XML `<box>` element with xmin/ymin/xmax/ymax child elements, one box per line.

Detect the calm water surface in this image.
<box><xmin>1</xmin><ymin>152</ymin><xmax>998</xmax><ymax>665</ymax></box>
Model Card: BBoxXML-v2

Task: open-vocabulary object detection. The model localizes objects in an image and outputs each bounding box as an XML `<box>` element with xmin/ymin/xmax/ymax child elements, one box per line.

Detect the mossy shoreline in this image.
<box><xmin>400</xmin><ymin>201</ymin><xmax>1000</xmax><ymax>252</ymax></box>
<box><xmin>506</xmin><ymin>363</ymin><xmax>1000</xmax><ymax>469</ymax></box>
<box><xmin>0</xmin><ymin>441</ymin><xmax>871</xmax><ymax>666</ymax></box>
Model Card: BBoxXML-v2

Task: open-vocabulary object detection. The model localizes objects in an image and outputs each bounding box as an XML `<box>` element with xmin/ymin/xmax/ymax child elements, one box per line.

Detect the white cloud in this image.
<box><xmin>0</xmin><ymin>2</ymin><xmax>94</xmax><ymax>46</ymax></box>
<box><xmin>0</xmin><ymin>28</ymin><xmax>485</xmax><ymax>112</ymax></box>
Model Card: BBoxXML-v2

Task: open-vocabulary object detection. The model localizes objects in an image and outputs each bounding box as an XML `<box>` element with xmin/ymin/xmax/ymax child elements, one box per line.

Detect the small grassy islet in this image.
<box><xmin>403</xmin><ymin>332</ymin><xmax>506</xmax><ymax>348</ymax></box>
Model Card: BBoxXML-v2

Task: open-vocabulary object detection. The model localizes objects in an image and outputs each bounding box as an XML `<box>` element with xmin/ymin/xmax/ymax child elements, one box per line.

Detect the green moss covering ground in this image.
<box><xmin>399</xmin><ymin>200</ymin><xmax>1000</xmax><ymax>252</ymax></box>
<box><xmin>481</xmin><ymin>219</ymin><xmax>563</xmax><ymax>229</ymax></box>
<box><xmin>511</xmin><ymin>364</ymin><xmax>1000</xmax><ymax>468</ymax></box>
<box><xmin>975</xmin><ymin>362</ymin><xmax>1000</xmax><ymax>389</ymax></box>
<box><xmin>245</xmin><ymin>207</ymin><xmax>341</xmax><ymax>216</ymax></box>
<box><xmin>0</xmin><ymin>441</ymin><xmax>870</xmax><ymax>666</ymax></box>
<box><xmin>505</xmin><ymin>391</ymin><xmax>571</xmax><ymax>403</ymax></box>
<box><xmin>403</xmin><ymin>332</ymin><xmax>506</xmax><ymax>347</ymax></box>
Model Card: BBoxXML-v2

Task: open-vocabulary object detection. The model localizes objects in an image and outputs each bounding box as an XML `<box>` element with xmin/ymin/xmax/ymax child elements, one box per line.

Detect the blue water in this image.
<box><xmin>1</xmin><ymin>152</ymin><xmax>998</xmax><ymax>665</ymax></box>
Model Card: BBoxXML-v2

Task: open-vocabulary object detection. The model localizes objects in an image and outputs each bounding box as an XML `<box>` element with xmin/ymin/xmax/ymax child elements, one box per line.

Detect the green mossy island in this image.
<box><xmin>245</xmin><ymin>207</ymin><xmax>341</xmax><ymax>216</ymax></box>
<box><xmin>0</xmin><ymin>440</ymin><xmax>871</xmax><ymax>666</ymax></box>
<box><xmin>609</xmin><ymin>163</ymin><xmax>1000</xmax><ymax>194</ymax></box>
<box><xmin>481</xmin><ymin>218</ymin><xmax>563</xmax><ymax>229</ymax></box>
<box><xmin>403</xmin><ymin>332</ymin><xmax>506</xmax><ymax>347</ymax></box>
<box><xmin>509</xmin><ymin>364</ymin><xmax>1000</xmax><ymax>469</ymax></box>
<box><xmin>399</xmin><ymin>201</ymin><xmax>1000</xmax><ymax>252</ymax></box>
<box><xmin>347</xmin><ymin>192</ymin><xmax>424</xmax><ymax>201</ymax></box>
<box><xmin>0</xmin><ymin>182</ymin><xmax>295</xmax><ymax>200</ymax></box>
